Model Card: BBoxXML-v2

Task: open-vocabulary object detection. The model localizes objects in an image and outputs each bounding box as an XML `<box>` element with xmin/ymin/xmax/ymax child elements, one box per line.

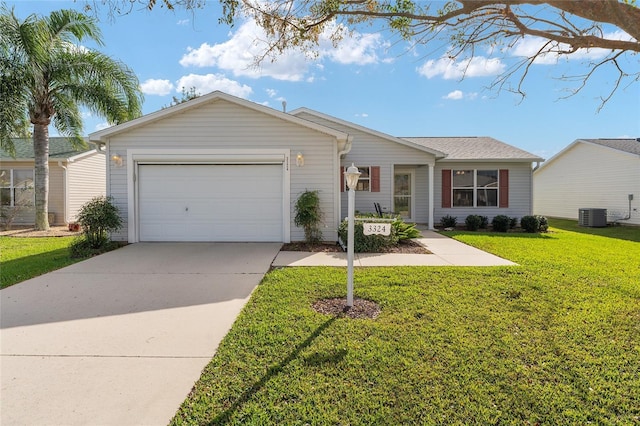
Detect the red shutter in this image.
<box><xmin>499</xmin><ymin>169</ymin><xmax>509</xmax><ymax>208</ymax></box>
<box><xmin>340</xmin><ymin>166</ymin><xmax>345</xmax><ymax>192</ymax></box>
<box><xmin>442</xmin><ymin>169</ymin><xmax>452</xmax><ymax>208</ymax></box>
<box><xmin>371</xmin><ymin>166</ymin><xmax>380</xmax><ymax>192</ymax></box>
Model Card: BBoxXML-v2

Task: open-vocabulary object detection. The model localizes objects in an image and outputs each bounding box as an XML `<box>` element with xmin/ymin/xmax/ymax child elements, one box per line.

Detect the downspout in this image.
<box><xmin>336</xmin><ymin>136</ymin><xmax>354</xmax><ymax>230</ymax></box>
<box><xmin>57</xmin><ymin>161</ymin><xmax>69</xmax><ymax>224</ymax></box>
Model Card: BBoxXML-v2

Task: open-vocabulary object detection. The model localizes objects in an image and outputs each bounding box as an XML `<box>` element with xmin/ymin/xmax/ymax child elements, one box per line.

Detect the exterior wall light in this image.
<box><xmin>296</xmin><ymin>152</ymin><xmax>304</xmax><ymax>167</ymax></box>
<box><xmin>111</xmin><ymin>153</ymin><xmax>123</xmax><ymax>167</ymax></box>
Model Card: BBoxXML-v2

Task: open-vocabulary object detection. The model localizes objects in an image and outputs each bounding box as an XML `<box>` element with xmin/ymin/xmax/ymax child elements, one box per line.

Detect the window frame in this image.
<box><xmin>345</xmin><ymin>166</ymin><xmax>371</xmax><ymax>192</ymax></box>
<box><xmin>451</xmin><ymin>169</ymin><xmax>499</xmax><ymax>208</ymax></box>
<box><xmin>0</xmin><ymin>169</ymin><xmax>35</xmax><ymax>207</ymax></box>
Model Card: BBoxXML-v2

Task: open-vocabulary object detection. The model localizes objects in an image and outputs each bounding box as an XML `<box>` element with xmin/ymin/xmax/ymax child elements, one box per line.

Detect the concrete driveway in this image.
<box><xmin>1</xmin><ymin>242</ymin><xmax>281</xmax><ymax>426</ymax></box>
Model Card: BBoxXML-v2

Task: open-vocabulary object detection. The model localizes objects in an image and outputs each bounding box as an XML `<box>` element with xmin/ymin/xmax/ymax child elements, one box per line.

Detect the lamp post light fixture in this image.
<box><xmin>344</xmin><ymin>163</ymin><xmax>361</xmax><ymax>309</ymax></box>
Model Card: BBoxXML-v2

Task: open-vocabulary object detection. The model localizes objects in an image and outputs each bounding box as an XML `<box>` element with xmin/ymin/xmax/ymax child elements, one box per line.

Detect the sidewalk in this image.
<box><xmin>272</xmin><ymin>230</ymin><xmax>516</xmax><ymax>267</ymax></box>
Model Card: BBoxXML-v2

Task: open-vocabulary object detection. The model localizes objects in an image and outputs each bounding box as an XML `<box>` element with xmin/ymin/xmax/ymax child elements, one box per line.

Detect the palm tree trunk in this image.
<box><xmin>33</xmin><ymin>123</ymin><xmax>49</xmax><ymax>231</ymax></box>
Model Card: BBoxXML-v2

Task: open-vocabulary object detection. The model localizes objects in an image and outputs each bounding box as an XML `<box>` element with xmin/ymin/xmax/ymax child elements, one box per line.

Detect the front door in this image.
<box><xmin>394</xmin><ymin>169</ymin><xmax>414</xmax><ymax>220</ymax></box>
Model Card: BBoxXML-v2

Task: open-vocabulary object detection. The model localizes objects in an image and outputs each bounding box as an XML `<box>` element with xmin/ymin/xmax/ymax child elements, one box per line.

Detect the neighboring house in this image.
<box><xmin>534</xmin><ymin>138</ymin><xmax>640</xmax><ymax>226</ymax></box>
<box><xmin>89</xmin><ymin>91</ymin><xmax>543</xmax><ymax>243</ymax></box>
<box><xmin>0</xmin><ymin>138</ymin><xmax>106</xmax><ymax>226</ymax></box>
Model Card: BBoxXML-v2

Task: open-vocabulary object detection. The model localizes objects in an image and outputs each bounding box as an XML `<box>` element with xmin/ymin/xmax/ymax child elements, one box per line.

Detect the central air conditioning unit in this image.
<box><xmin>578</xmin><ymin>208</ymin><xmax>607</xmax><ymax>227</ymax></box>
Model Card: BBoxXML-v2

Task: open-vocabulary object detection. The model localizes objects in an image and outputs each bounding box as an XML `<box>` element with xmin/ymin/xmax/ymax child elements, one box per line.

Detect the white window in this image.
<box><xmin>345</xmin><ymin>166</ymin><xmax>371</xmax><ymax>191</ymax></box>
<box><xmin>452</xmin><ymin>169</ymin><xmax>498</xmax><ymax>207</ymax></box>
<box><xmin>0</xmin><ymin>169</ymin><xmax>35</xmax><ymax>207</ymax></box>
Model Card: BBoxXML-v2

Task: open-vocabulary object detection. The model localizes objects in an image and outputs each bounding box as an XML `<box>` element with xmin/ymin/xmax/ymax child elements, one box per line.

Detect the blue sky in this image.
<box><xmin>7</xmin><ymin>1</ymin><xmax>640</xmax><ymax>160</ymax></box>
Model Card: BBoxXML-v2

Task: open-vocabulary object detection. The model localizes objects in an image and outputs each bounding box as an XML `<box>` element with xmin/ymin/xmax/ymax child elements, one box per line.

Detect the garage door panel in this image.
<box><xmin>139</xmin><ymin>164</ymin><xmax>283</xmax><ymax>242</ymax></box>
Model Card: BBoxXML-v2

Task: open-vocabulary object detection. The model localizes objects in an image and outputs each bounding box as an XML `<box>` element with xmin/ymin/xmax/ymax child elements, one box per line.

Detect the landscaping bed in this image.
<box><xmin>281</xmin><ymin>238</ymin><xmax>429</xmax><ymax>254</ymax></box>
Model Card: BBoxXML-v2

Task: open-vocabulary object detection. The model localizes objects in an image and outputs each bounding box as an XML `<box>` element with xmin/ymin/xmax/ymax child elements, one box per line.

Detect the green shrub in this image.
<box><xmin>440</xmin><ymin>215</ymin><xmax>457</xmax><ymax>228</ymax></box>
<box><xmin>492</xmin><ymin>215</ymin><xmax>511</xmax><ymax>232</ymax></box>
<box><xmin>520</xmin><ymin>215</ymin><xmax>540</xmax><ymax>233</ymax></box>
<box><xmin>71</xmin><ymin>196</ymin><xmax>122</xmax><ymax>257</ymax></box>
<box><xmin>537</xmin><ymin>215</ymin><xmax>549</xmax><ymax>232</ymax></box>
<box><xmin>465</xmin><ymin>215</ymin><xmax>482</xmax><ymax>231</ymax></box>
<box><xmin>521</xmin><ymin>215</ymin><xmax>549</xmax><ymax>233</ymax></box>
<box><xmin>393</xmin><ymin>220</ymin><xmax>420</xmax><ymax>240</ymax></box>
<box><xmin>338</xmin><ymin>220</ymin><xmax>399</xmax><ymax>252</ymax></box>
<box><xmin>294</xmin><ymin>190</ymin><xmax>323</xmax><ymax>244</ymax></box>
<box><xmin>510</xmin><ymin>217</ymin><xmax>519</xmax><ymax>229</ymax></box>
<box><xmin>479</xmin><ymin>215</ymin><xmax>489</xmax><ymax>229</ymax></box>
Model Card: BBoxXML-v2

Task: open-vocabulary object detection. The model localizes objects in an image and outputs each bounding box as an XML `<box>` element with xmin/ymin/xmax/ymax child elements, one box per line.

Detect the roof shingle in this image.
<box><xmin>401</xmin><ymin>137</ymin><xmax>543</xmax><ymax>161</ymax></box>
<box><xmin>1</xmin><ymin>137</ymin><xmax>96</xmax><ymax>160</ymax></box>
<box><xmin>579</xmin><ymin>138</ymin><xmax>640</xmax><ymax>156</ymax></box>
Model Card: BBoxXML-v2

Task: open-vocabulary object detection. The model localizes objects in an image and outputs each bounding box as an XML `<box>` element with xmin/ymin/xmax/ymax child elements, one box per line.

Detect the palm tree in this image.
<box><xmin>0</xmin><ymin>7</ymin><xmax>143</xmax><ymax>230</ymax></box>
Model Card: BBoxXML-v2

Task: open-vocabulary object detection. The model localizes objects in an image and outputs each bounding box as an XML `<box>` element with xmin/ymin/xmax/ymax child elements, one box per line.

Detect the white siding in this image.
<box><xmin>534</xmin><ymin>143</ymin><xmax>640</xmax><ymax>225</ymax></box>
<box><xmin>67</xmin><ymin>153</ymin><xmax>106</xmax><ymax>223</ymax></box>
<box><xmin>107</xmin><ymin>99</ymin><xmax>338</xmax><ymax>242</ymax></box>
<box><xmin>295</xmin><ymin>112</ymin><xmax>436</xmax><ymax>223</ymax></box>
<box><xmin>435</xmin><ymin>162</ymin><xmax>534</xmax><ymax>225</ymax></box>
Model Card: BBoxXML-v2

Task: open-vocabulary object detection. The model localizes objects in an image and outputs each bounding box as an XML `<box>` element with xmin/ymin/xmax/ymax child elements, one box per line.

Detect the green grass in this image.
<box><xmin>546</xmin><ymin>218</ymin><xmax>640</xmax><ymax>243</ymax></box>
<box><xmin>0</xmin><ymin>236</ymin><xmax>80</xmax><ymax>289</ymax></box>
<box><xmin>172</xmin><ymin>221</ymin><xmax>640</xmax><ymax>425</ymax></box>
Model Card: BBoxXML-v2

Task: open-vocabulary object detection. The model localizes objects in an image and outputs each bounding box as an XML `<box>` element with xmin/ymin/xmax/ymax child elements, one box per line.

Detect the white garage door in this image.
<box><xmin>138</xmin><ymin>164</ymin><xmax>283</xmax><ymax>242</ymax></box>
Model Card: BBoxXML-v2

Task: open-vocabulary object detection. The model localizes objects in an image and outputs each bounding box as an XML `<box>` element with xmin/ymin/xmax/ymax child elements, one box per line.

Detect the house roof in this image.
<box><xmin>402</xmin><ymin>137</ymin><xmax>544</xmax><ymax>162</ymax></box>
<box><xmin>534</xmin><ymin>138</ymin><xmax>640</xmax><ymax>173</ymax></box>
<box><xmin>1</xmin><ymin>137</ymin><xmax>98</xmax><ymax>161</ymax></box>
<box><xmin>290</xmin><ymin>108</ymin><xmax>447</xmax><ymax>158</ymax></box>
<box><xmin>89</xmin><ymin>91</ymin><xmax>350</xmax><ymax>143</ymax></box>
<box><xmin>577</xmin><ymin>138</ymin><xmax>640</xmax><ymax>156</ymax></box>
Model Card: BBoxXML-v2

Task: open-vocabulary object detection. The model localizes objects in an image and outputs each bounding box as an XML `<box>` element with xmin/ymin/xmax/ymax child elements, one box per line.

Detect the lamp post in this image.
<box><xmin>344</xmin><ymin>163</ymin><xmax>361</xmax><ymax>309</ymax></box>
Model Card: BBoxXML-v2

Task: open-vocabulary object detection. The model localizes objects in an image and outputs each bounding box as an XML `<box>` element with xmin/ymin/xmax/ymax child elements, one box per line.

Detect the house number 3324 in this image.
<box><xmin>363</xmin><ymin>223</ymin><xmax>391</xmax><ymax>236</ymax></box>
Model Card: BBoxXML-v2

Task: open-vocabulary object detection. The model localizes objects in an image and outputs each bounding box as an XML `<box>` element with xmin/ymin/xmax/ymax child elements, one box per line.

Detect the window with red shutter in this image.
<box><xmin>371</xmin><ymin>166</ymin><xmax>380</xmax><ymax>192</ymax></box>
<box><xmin>499</xmin><ymin>169</ymin><xmax>509</xmax><ymax>208</ymax></box>
<box><xmin>442</xmin><ymin>169</ymin><xmax>452</xmax><ymax>208</ymax></box>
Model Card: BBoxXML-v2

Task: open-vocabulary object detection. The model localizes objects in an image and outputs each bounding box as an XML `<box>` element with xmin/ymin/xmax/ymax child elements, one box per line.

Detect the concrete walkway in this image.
<box><xmin>272</xmin><ymin>230</ymin><xmax>516</xmax><ymax>267</ymax></box>
<box><xmin>1</xmin><ymin>243</ymin><xmax>281</xmax><ymax>426</ymax></box>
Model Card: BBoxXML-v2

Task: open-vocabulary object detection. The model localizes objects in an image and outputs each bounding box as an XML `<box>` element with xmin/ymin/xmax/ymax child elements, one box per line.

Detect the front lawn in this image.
<box><xmin>172</xmin><ymin>221</ymin><xmax>640</xmax><ymax>424</ymax></box>
<box><xmin>0</xmin><ymin>236</ymin><xmax>80</xmax><ymax>289</ymax></box>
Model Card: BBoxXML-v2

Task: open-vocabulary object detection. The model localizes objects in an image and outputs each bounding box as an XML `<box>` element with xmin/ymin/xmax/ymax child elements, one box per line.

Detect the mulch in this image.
<box><xmin>312</xmin><ymin>297</ymin><xmax>381</xmax><ymax>319</ymax></box>
<box><xmin>281</xmin><ymin>239</ymin><xmax>430</xmax><ymax>254</ymax></box>
<box><xmin>0</xmin><ymin>226</ymin><xmax>81</xmax><ymax>238</ymax></box>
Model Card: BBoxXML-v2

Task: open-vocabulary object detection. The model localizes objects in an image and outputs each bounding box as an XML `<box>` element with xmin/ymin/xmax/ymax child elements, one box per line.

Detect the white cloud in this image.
<box><xmin>322</xmin><ymin>29</ymin><xmax>388</xmax><ymax>65</ymax></box>
<box><xmin>443</xmin><ymin>90</ymin><xmax>463</xmax><ymax>100</ymax></box>
<box><xmin>442</xmin><ymin>90</ymin><xmax>479</xmax><ymax>100</ymax></box>
<box><xmin>178</xmin><ymin>20</ymin><xmax>391</xmax><ymax>81</ymax></box>
<box><xmin>179</xmin><ymin>21</ymin><xmax>311</xmax><ymax>81</ymax></box>
<box><xmin>265</xmin><ymin>88</ymin><xmax>277</xmax><ymax>98</ymax></box>
<box><xmin>417</xmin><ymin>55</ymin><xmax>505</xmax><ymax>79</ymax></box>
<box><xmin>177</xmin><ymin>19</ymin><xmax>189</xmax><ymax>26</ymax></box>
<box><xmin>140</xmin><ymin>79</ymin><xmax>174</xmax><ymax>96</ymax></box>
<box><xmin>175</xmin><ymin>73</ymin><xmax>253</xmax><ymax>98</ymax></box>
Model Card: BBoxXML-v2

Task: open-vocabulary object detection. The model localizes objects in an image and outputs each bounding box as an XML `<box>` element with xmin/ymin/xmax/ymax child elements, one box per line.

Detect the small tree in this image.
<box><xmin>294</xmin><ymin>190</ymin><xmax>323</xmax><ymax>244</ymax></box>
<box><xmin>76</xmin><ymin>196</ymin><xmax>122</xmax><ymax>248</ymax></box>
